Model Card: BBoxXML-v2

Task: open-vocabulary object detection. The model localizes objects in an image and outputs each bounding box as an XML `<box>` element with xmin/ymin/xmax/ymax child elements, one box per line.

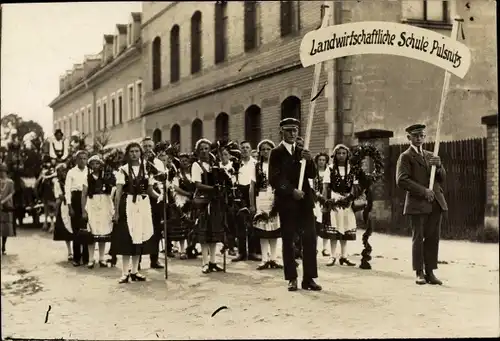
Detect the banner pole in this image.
<box><xmin>428</xmin><ymin>9</ymin><xmax>461</xmax><ymax>190</ymax></box>
<box><xmin>297</xmin><ymin>1</ymin><xmax>331</xmax><ymax>190</ymax></box>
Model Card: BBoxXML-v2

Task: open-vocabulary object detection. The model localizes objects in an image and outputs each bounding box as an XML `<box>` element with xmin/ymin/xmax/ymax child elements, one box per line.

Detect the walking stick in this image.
<box><xmin>163</xmin><ymin>178</ymin><xmax>169</xmax><ymax>280</ymax></box>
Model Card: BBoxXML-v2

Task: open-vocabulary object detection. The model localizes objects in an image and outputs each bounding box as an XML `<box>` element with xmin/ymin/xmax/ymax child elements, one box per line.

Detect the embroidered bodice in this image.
<box><xmin>87</xmin><ymin>173</ymin><xmax>114</xmax><ymax>197</ymax></box>
<box><xmin>314</xmin><ymin>169</ymin><xmax>327</xmax><ymax>193</ymax></box>
<box><xmin>255</xmin><ymin>161</ymin><xmax>270</xmax><ymax>191</ymax></box>
<box><xmin>121</xmin><ymin>165</ymin><xmax>149</xmax><ymax>196</ymax></box>
<box><xmin>329</xmin><ymin>165</ymin><xmax>355</xmax><ymax>195</ymax></box>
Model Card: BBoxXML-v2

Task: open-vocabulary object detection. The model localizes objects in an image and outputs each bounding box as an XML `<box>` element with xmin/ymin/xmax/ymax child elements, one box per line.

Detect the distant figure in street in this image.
<box><xmin>0</xmin><ymin>163</ymin><xmax>16</xmax><ymax>255</ymax></box>
<box><xmin>396</xmin><ymin>124</ymin><xmax>447</xmax><ymax>285</ymax></box>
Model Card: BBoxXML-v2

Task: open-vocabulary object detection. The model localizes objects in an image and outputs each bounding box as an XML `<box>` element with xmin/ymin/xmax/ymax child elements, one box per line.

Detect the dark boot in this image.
<box><xmin>425</xmin><ymin>270</ymin><xmax>443</xmax><ymax>285</ymax></box>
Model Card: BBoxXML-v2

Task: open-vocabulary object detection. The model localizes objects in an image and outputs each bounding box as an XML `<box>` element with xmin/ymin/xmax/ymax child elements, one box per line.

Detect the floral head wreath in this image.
<box><xmin>331</xmin><ymin>144</ymin><xmax>350</xmax><ymax>158</ymax></box>
<box><xmin>87</xmin><ymin>154</ymin><xmax>104</xmax><ymax>165</ymax></box>
<box><xmin>212</xmin><ymin>139</ymin><xmax>241</xmax><ymax>160</ymax></box>
<box><xmin>257</xmin><ymin>139</ymin><xmax>275</xmax><ymax>151</ymax></box>
<box><xmin>195</xmin><ymin>138</ymin><xmax>212</xmax><ymax>152</ymax></box>
<box><xmin>314</xmin><ymin>152</ymin><xmax>330</xmax><ymax>164</ymax></box>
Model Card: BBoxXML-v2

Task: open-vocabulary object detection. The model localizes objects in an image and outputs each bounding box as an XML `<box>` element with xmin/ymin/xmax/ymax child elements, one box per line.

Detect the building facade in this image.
<box><xmin>140</xmin><ymin>0</ymin><xmax>497</xmax><ymax>154</ymax></box>
<box><xmin>49</xmin><ymin>12</ymin><xmax>146</xmax><ymax>149</ymax></box>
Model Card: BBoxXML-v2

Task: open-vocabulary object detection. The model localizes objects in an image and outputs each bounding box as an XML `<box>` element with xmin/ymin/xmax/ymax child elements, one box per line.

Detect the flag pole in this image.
<box><xmin>298</xmin><ymin>1</ymin><xmax>331</xmax><ymax>190</ymax></box>
<box><xmin>429</xmin><ymin>2</ymin><xmax>461</xmax><ymax>189</ymax></box>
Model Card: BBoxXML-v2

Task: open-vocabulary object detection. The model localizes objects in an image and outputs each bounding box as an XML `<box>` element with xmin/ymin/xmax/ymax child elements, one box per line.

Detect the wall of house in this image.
<box><xmin>344</xmin><ymin>0</ymin><xmax>498</xmax><ymax>144</ymax></box>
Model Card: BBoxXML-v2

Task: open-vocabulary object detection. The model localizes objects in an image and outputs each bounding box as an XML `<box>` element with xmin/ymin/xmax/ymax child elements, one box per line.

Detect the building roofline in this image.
<box><xmin>48</xmin><ymin>43</ymin><xmax>141</xmax><ymax>108</ymax></box>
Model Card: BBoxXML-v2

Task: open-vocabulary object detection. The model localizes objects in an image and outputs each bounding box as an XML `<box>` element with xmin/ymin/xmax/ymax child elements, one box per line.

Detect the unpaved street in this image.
<box><xmin>2</xmin><ymin>227</ymin><xmax>498</xmax><ymax>339</ymax></box>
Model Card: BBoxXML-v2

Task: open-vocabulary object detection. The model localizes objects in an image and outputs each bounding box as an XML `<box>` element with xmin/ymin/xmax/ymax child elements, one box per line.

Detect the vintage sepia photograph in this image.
<box><xmin>1</xmin><ymin>0</ymin><xmax>498</xmax><ymax>339</ymax></box>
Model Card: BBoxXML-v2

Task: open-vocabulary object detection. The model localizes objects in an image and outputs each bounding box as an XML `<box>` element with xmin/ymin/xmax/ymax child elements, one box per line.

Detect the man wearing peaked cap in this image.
<box><xmin>268</xmin><ymin>117</ymin><xmax>322</xmax><ymax>292</ymax></box>
<box><xmin>396</xmin><ymin>123</ymin><xmax>448</xmax><ymax>286</ymax></box>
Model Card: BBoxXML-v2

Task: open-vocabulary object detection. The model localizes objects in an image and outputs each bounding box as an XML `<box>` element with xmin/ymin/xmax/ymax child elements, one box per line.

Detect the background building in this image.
<box><xmin>140</xmin><ymin>0</ymin><xmax>496</xmax><ymax>153</ymax></box>
<box><xmin>49</xmin><ymin>12</ymin><xmax>145</xmax><ymax>149</ymax></box>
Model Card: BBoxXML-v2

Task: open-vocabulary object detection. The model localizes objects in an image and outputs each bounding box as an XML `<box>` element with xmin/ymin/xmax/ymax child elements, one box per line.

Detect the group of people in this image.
<box><xmin>1</xmin><ymin>119</ymin><xmax>447</xmax><ymax>290</ymax></box>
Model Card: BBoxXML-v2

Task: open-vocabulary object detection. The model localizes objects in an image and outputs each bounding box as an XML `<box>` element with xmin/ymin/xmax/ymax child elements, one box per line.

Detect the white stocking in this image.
<box><xmin>98</xmin><ymin>242</ymin><xmax>106</xmax><ymax>261</ymax></box>
<box><xmin>121</xmin><ymin>255</ymin><xmax>131</xmax><ymax>276</ymax></box>
<box><xmin>65</xmin><ymin>241</ymin><xmax>72</xmax><ymax>255</ymax></box>
<box><xmin>260</xmin><ymin>239</ymin><xmax>270</xmax><ymax>262</ymax></box>
<box><xmin>330</xmin><ymin>239</ymin><xmax>338</xmax><ymax>259</ymax></box>
<box><xmin>88</xmin><ymin>243</ymin><xmax>95</xmax><ymax>263</ymax></box>
<box><xmin>201</xmin><ymin>244</ymin><xmax>209</xmax><ymax>265</ymax></box>
<box><xmin>322</xmin><ymin>238</ymin><xmax>328</xmax><ymax>251</ymax></box>
<box><xmin>131</xmin><ymin>255</ymin><xmax>140</xmax><ymax>274</ymax></box>
<box><xmin>340</xmin><ymin>240</ymin><xmax>347</xmax><ymax>258</ymax></box>
<box><xmin>179</xmin><ymin>240</ymin><xmax>186</xmax><ymax>253</ymax></box>
<box><xmin>269</xmin><ymin>238</ymin><xmax>278</xmax><ymax>261</ymax></box>
<box><xmin>209</xmin><ymin>243</ymin><xmax>217</xmax><ymax>263</ymax></box>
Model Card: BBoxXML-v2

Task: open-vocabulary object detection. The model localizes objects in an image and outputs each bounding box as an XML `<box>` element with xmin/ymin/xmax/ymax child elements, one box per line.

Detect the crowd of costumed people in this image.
<box><xmin>1</xmin><ymin>121</ymin><xmax>381</xmax><ymax>286</ymax></box>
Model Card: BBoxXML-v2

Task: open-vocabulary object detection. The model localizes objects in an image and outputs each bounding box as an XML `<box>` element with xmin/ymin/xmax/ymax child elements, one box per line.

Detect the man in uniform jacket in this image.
<box><xmin>269</xmin><ymin>118</ymin><xmax>321</xmax><ymax>292</ymax></box>
<box><xmin>396</xmin><ymin>124</ymin><xmax>447</xmax><ymax>285</ymax></box>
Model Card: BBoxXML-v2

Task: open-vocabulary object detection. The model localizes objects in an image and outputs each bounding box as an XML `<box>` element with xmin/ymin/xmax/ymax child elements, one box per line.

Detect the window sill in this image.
<box><xmin>402</xmin><ymin>19</ymin><xmax>452</xmax><ymax>31</ymax></box>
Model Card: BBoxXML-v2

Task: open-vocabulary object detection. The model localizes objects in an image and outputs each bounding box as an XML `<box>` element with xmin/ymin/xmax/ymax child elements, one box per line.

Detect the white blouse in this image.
<box><xmin>115</xmin><ymin>165</ymin><xmax>154</xmax><ymax>186</ymax></box>
<box><xmin>191</xmin><ymin>161</ymin><xmax>211</xmax><ymax>183</ymax></box>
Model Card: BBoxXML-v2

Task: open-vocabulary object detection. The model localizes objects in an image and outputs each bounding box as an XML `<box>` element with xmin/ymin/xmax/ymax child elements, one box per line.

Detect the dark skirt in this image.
<box><xmin>167</xmin><ymin>203</ymin><xmax>191</xmax><ymax>241</ymax></box>
<box><xmin>69</xmin><ymin>191</ymin><xmax>85</xmax><ymax>243</ymax></box>
<box><xmin>254</xmin><ymin>227</ymin><xmax>281</xmax><ymax>239</ymax></box>
<box><xmin>53</xmin><ymin>204</ymin><xmax>73</xmax><ymax>241</ymax></box>
<box><xmin>195</xmin><ymin>200</ymin><xmax>225</xmax><ymax>244</ymax></box>
<box><xmin>110</xmin><ymin>194</ymin><xmax>156</xmax><ymax>256</ymax></box>
<box><xmin>320</xmin><ymin>211</ymin><xmax>357</xmax><ymax>241</ymax></box>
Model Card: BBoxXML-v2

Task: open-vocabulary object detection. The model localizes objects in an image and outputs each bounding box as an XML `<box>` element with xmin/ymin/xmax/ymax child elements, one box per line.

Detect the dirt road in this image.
<box><xmin>2</xmin><ymin>227</ymin><xmax>498</xmax><ymax>339</ymax></box>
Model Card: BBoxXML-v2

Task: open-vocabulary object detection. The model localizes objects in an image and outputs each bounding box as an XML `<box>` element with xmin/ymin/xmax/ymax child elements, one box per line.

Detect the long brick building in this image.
<box><xmin>49</xmin><ymin>12</ymin><xmax>145</xmax><ymax>149</ymax></box>
<box><xmin>140</xmin><ymin>0</ymin><xmax>497</xmax><ymax>153</ymax></box>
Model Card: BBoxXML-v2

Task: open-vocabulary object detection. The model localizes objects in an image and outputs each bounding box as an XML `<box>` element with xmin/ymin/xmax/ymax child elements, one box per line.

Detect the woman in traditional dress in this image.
<box><xmin>111</xmin><ymin>142</ymin><xmax>159</xmax><ymax>283</ymax></box>
<box><xmin>251</xmin><ymin>140</ymin><xmax>283</xmax><ymax>270</ymax></box>
<box><xmin>311</xmin><ymin>153</ymin><xmax>332</xmax><ymax>257</ymax></box>
<box><xmin>166</xmin><ymin>152</ymin><xmax>196</xmax><ymax>260</ymax></box>
<box><xmin>53</xmin><ymin>163</ymin><xmax>74</xmax><ymax>260</ymax></box>
<box><xmin>191</xmin><ymin>138</ymin><xmax>226</xmax><ymax>274</ymax></box>
<box><xmin>0</xmin><ymin>163</ymin><xmax>15</xmax><ymax>255</ymax></box>
<box><xmin>82</xmin><ymin>154</ymin><xmax>115</xmax><ymax>268</ymax></box>
<box><xmin>322</xmin><ymin>144</ymin><xmax>364</xmax><ymax>266</ymax></box>
<box><xmin>218</xmin><ymin>145</ymin><xmax>238</xmax><ymax>256</ymax></box>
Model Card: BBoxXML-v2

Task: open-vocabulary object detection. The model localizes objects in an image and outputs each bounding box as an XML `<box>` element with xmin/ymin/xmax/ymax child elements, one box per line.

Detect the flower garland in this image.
<box><xmin>349</xmin><ymin>143</ymin><xmax>384</xmax><ymax>184</ymax></box>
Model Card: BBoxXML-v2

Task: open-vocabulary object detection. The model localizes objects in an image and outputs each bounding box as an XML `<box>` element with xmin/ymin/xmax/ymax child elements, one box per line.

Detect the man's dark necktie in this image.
<box><xmin>291</xmin><ymin>145</ymin><xmax>295</xmax><ymax>155</ymax></box>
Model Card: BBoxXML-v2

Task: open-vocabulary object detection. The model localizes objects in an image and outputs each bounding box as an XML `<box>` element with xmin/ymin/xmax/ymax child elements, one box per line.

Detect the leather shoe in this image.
<box><xmin>301</xmin><ymin>279</ymin><xmax>322</xmax><ymax>291</ymax></box>
<box><xmin>415</xmin><ymin>272</ymin><xmax>426</xmax><ymax>285</ymax></box>
<box><xmin>150</xmin><ymin>262</ymin><xmax>164</xmax><ymax>269</ymax></box>
<box><xmin>288</xmin><ymin>279</ymin><xmax>298</xmax><ymax>291</ymax></box>
<box><xmin>425</xmin><ymin>272</ymin><xmax>443</xmax><ymax>285</ymax></box>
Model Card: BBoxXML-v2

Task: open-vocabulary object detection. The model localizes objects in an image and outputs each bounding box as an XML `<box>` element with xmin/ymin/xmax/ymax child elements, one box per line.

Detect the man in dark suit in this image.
<box><xmin>396</xmin><ymin>124</ymin><xmax>448</xmax><ymax>285</ymax></box>
<box><xmin>269</xmin><ymin>118</ymin><xmax>321</xmax><ymax>292</ymax></box>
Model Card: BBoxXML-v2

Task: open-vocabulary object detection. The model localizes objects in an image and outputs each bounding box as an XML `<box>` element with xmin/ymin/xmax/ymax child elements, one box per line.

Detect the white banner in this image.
<box><xmin>300</xmin><ymin>21</ymin><xmax>471</xmax><ymax>79</ymax></box>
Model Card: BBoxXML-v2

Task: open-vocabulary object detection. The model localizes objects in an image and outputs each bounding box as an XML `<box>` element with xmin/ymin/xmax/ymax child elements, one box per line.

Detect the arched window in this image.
<box><xmin>215</xmin><ymin>112</ymin><xmax>229</xmax><ymax>141</ymax></box>
<box><xmin>191</xmin><ymin>119</ymin><xmax>203</xmax><ymax>150</ymax></box>
<box><xmin>170</xmin><ymin>25</ymin><xmax>180</xmax><ymax>83</ymax></box>
<box><xmin>152</xmin><ymin>36</ymin><xmax>162</xmax><ymax>90</ymax></box>
<box><xmin>170</xmin><ymin>124</ymin><xmax>181</xmax><ymax>146</ymax></box>
<box><xmin>191</xmin><ymin>11</ymin><xmax>202</xmax><ymax>74</ymax></box>
<box><xmin>244</xmin><ymin>1</ymin><xmax>258</xmax><ymax>52</ymax></box>
<box><xmin>214</xmin><ymin>1</ymin><xmax>228</xmax><ymax>64</ymax></box>
<box><xmin>152</xmin><ymin>128</ymin><xmax>162</xmax><ymax>144</ymax></box>
<box><xmin>244</xmin><ymin>105</ymin><xmax>261</xmax><ymax>149</ymax></box>
<box><xmin>280</xmin><ymin>96</ymin><xmax>302</xmax><ymax>135</ymax></box>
